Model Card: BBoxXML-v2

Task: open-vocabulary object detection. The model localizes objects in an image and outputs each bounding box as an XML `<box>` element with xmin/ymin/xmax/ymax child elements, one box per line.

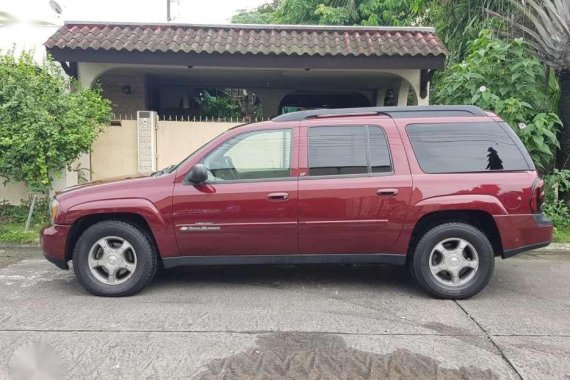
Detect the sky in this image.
<box><xmin>0</xmin><ymin>0</ymin><xmax>268</xmax><ymax>57</ymax></box>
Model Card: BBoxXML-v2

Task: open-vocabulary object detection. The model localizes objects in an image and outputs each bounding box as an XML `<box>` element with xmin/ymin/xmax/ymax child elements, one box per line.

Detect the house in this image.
<box><xmin>2</xmin><ymin>21</ymin><xmax>447</xmax><ymax>203</ymax></box>
<box><xmin>45</xmin><ymin>22</ymin><xmax>447</xmax><ymax>118</ymax></box>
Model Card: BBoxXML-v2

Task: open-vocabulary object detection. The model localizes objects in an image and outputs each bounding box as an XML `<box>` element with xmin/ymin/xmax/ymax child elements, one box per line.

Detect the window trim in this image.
<box><xmin>304</xmin><ymin>124</ymin><xmax>394</xmax><ymax>179</ymax></box>
<box><xmin>189</xmin><ymin>128</ymin><xmax>295</xmax><ymax>185</ymax></box>
<box><xmin>405</xmin><ymin>122</ymin><xmax>532</xmax><ymax>175</ymax></box>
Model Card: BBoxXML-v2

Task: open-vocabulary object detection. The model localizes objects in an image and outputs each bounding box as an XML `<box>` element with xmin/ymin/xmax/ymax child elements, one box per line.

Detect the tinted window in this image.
<box><xmin>203</xmin><ymin>129</ymin><xmax>292</xmax><ymax>181</ymax></box>
<box><xmin>407</xmin><ymin>122</ymin><xmax>530</xmax><ymax>173</ymax></box>
<box><xmin>369</xmin><ymin>127</ymin><xmax>391</xmax><ymax>173</ymax></box>
<box><xmin>308</xmin><ymin>126</ymin><xmax>392</xmax><ymax>176</ymax></box>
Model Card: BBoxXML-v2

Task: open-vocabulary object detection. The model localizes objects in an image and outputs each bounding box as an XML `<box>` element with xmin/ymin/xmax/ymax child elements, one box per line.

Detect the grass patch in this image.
<box><xmin>0</xmin><ymin>223</ymin><xmax>41</xmax><ymax>244</ymax></box>
<box><xmin>0</xmin><ymin>200</ymin><xmax>48</xmax><ymax>244</ymax></box>
<box><xmin>553</xmin><ymin>226</ymin><xmax>570</xmax><ymax>243</ymax></box>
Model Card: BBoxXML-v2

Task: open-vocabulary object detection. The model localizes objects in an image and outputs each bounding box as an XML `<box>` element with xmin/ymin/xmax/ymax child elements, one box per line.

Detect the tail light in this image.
<box><xmin>530</xmin><ymin>177</ymin><xmax>545</xmax><ymax>213</ymax></box>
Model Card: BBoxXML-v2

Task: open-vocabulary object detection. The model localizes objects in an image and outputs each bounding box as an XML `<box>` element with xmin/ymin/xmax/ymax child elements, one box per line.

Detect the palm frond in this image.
<box><xmin>492</xmin><ymin>0</ymin><xmax>570</xmax><ymax>70</ymax></box>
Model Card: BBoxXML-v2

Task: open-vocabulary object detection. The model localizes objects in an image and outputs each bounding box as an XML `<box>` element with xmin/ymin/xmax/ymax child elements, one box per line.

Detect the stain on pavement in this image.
<box><xmin>194</xmin><ymin>332</ymin><xmax>499</xmax><ymax>380</ymax></box>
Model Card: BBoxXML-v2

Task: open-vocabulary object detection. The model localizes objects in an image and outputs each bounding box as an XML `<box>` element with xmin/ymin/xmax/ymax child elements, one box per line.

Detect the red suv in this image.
<box><xmin>41</xmin><ymin>106</ymin><xmax>553</xmax><ymax>299</ymax></box>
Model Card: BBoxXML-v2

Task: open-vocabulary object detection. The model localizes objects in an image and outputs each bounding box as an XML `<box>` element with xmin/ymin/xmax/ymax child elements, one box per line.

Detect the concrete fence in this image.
<box><xmin>1</xmin><ymin>112</ymin><xmax>241</xmax><ymax>204</ymax></box>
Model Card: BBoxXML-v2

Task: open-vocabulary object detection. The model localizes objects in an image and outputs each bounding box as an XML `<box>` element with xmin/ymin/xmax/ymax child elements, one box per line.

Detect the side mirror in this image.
<box><xmin>185</xmin><ymin>163</ymin><xmax>208</xmax><ymax>184</ymax></box>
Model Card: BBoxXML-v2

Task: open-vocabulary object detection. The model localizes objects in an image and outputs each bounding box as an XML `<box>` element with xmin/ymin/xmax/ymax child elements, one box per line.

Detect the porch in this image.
<box><xmin>47</xmin><ymin>22</ymin><xmax>447</xmax><ymax>120</ymax></box>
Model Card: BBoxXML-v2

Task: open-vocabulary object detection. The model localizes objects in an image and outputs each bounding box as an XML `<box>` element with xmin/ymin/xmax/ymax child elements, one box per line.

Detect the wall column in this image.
<box><xmin>396</xmin><ymin>80</ymin><xmax>410</xmax><ymax>106</ymax></box>
<box><xmin>375</xmin><ymin>88</ymin><xmax>387</xmax><ymax>106</ymax></box>
<box><xmin>253</xmin><ymin>89</ymin><xmax>290</xmax><ymax>119</ymax></box>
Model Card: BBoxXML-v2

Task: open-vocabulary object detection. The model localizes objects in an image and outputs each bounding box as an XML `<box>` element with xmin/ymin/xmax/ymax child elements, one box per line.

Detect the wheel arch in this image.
<box><xmin>65</xmin><ymin>213</ymin><xmax>161</xmax><ymax>263</ymax></box>
<box><xmin>406</xmin><ymin>210</ymin><xmax>503</xmax><ymax>262</ymax></box>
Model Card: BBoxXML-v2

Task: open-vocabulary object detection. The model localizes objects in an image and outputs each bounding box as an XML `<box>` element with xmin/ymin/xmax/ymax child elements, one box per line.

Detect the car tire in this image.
<box><xmin>72</xmin><ymin>221</ymin><xmax>157</xmax><ymax>297</ymax></box>
<box><xmin>410</xmin><ymin>222</ymin><xmax>494</xmax><ymax>299</ymax></box>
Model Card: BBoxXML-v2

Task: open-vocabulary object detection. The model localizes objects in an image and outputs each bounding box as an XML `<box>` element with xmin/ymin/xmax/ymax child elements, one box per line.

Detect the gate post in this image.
<box><xmin>137</xmin><ymin>111</ymin><xmax>157</xmax><ymax>173</ymax></box>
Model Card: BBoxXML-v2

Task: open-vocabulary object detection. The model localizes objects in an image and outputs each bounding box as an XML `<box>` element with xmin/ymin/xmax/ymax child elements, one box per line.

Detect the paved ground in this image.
<box><xmin>0</xmin><ymin>246</ymin><xmax>568</xmax><ymax>380</ymax></box>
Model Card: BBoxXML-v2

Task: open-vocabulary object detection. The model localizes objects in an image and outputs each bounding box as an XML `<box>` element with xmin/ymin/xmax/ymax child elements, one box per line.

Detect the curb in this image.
<box><xmin>536</xmin><ymin>243</ymin><xmax>570</xmax><ymax>251</ymax></box>
<box><xmin>0</xmin><ymin>243</ymin><xmax>40</xmax><ymax>249</ymax></box>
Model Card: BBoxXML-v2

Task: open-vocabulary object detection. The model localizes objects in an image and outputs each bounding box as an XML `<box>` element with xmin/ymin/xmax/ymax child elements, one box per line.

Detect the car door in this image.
<box><xmin>172</xmin><ymin>126</ymin><xmax>299</xmax><ymax>256</ymax></box>
<box><xmin>298</xmin><ymin>121</ymin><xmax>412</xmax><ymax>254</ymax></box>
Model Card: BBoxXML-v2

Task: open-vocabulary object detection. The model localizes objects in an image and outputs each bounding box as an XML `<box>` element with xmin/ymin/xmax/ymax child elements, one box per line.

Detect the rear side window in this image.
<box><xmin>406</xmin><ymin>122</ymin><xmax>531</xmax><ymax>173</ymax></box>
<box><xmin>307</xmin><ymin>126</ymin><xmax>391</xmax><ymax>176</ymax></box>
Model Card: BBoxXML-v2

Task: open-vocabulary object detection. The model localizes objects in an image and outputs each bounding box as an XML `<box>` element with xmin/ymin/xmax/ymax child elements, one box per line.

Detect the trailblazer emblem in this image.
<box><xmin>178</xmin><ymin>223</ymin><xmax>221</xmax><ymax>232</ymax></box>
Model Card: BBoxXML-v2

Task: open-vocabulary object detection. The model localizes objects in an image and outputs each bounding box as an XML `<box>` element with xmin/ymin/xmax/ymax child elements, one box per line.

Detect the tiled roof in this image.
<box><xmin>45</xmin><ymin>22</ymin><xmax>447</xmax><ymax>58</ymax></box>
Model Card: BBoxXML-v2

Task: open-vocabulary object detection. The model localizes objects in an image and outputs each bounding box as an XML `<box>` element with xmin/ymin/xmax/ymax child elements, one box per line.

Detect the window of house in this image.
<box><xmin>203</xmin><ymin>129</ymin><xmax>292</xmax><ymax>181</ymax></box>
<box><xmin>406</xmin><ymin>122</ymin><xmax>531</xmax><ymax>173</ymax></box>
<box><xmin>307</xmin><ymin>126</ymin><xmax>392</xmax><ymax>176</ymax></box>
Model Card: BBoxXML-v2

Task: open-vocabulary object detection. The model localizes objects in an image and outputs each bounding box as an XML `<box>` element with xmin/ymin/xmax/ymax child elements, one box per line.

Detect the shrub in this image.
<box><xmin>0</xmin><ymin>51</ymin><xmax>112</xmax><ymax>194</ymax></box>
<box><xmin>433</xmin><ymin>31</ymin><xmax>561</xmax><ymax>171</ymax></box>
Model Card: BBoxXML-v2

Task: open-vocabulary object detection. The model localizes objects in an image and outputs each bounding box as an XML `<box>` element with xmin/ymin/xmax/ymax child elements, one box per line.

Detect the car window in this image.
<box><xmin>203</xmin><ymin>129</ymin><xmax>292</xmax><ymax>181</ymax></box>
<box><xmin>406</xmin><ymin>122</ymin><xmax>531</xmax><ymax>173</ymax></box>
<box><xmin>369</xmin><ymin>127</ymin><xmax>392</xmax><ymax>173</ymax></box>
<box><xmin>307</xmin><ymin>126</ymin><xmax>392</xmax><ymax>176</ymax></box>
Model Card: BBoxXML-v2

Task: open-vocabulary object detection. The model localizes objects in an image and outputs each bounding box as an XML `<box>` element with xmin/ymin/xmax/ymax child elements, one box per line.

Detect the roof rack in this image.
<box><xmin>271</xmin><ymin>105</ymin><xmax>486</xmax><ymax>122</ymax></box>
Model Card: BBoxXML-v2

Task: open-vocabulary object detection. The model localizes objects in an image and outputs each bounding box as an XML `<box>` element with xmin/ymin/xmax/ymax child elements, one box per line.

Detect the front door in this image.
<box><xmin>298</xmin><ymin>122</ymin><xmax>412</xmax><ymax>254</ymax></box>
<box><xmin>172</xmin><ymin>127</ymin><xmax>299</xmax><ymax>256</ymax></box>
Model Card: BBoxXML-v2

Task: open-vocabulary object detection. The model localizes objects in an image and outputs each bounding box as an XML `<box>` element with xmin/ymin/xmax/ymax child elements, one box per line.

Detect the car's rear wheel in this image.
<box><xmin>73</xmin><ymin>221</ymin><xmax>157</xmax><ymax>297</ymax></box>
<box><xmin>410</xmin><ymin>222</ymin><xmax>494</xmax><ymax>299</ymax></box>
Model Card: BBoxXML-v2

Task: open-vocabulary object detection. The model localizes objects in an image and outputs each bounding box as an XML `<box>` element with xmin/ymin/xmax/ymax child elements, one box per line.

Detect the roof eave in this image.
<box><xmin>46</xmin><ymin>48</ymin><xmax>447</xmax><ymax>70</ymax></box>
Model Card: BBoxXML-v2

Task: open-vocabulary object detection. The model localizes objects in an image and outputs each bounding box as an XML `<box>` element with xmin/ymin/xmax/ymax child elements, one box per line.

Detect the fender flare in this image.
<box><xmin>412</xmin><ymin>194</ymin><xmax>507</xmax><ymax>218</ymax></box>
<box><xmin>62</xmin><ymin>198</ymin><xmax>176</xmax><ymax>257</ymax></box>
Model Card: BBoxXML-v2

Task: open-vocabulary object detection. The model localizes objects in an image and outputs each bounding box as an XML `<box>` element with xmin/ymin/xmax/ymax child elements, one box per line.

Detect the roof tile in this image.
<box><xmin>45</xmin><ymin>22</ymin><xmax>447</xmax><ymax>57</ymax></box>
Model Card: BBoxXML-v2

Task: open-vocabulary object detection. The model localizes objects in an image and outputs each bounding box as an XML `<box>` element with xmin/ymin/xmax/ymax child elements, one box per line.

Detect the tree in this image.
<box><xmin>0</xmin><ymin>52</ymin><xmax>112</xmax><ymax>194</ymax></box>
<box><xmin>428</xmin><ymin>0</ymin><xmax>512</xmax><ymax>61</ymax></box>
<box><xmin>338</xmin><ymin>0</ymin><xmax>429</xmax><ymax>26</ymax></box>
<box><xmin>433</xmin><ymin>31</ymin><xmax>561</xmax><ymax>171</ymax></box>
<box><xmin>490</xmin><ymin>0</ymin><xmax>570</xmax><ymax>168</ymax></box>
<box><xmin>231</xmin><ymin>0</ymin><xmax>430</xmax><ymax>26</ymax></box>
<box><xmin>231</xmin><ymin>1</ymin><xmax>279</xmax><ymax>24</ymax></box>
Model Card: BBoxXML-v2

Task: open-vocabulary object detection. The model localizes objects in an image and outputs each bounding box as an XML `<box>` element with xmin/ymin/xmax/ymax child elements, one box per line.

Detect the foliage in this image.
<box><xmin>0</xmin><ymin>51</ymin><xmax>112</xmax><ymax>193</ymax></box>
<box><xmin>543</xmin><ymin>201</ymin><xmax>570</xmax><ymax>228</ymax></box>
<box><xmin>196</xmin><ymin>90</ymin><xmax>242</xmax><ymax>119</ymax></box>
<box><xmin>491</xmin><ymin>0</ymin><xmax>570</xmax><ymax>170</ymax></box>
<box><xmin>232</xmin><ymin>0</ymin><xmax>430</xmax><ymax>26</ymax></box>
<box><xmin>271</xmin><ymin>0</ymin><xmax>322</xmax><ymax>24</ymax></box>
<box><xmin>232</xmin><ymin>1</ymin><xmax>279</xmax><ymax>24</ymax></box>
<box><xmin>545</xmin><ymin>169</ymin><xmax>570</xmax><ymax>199</ymax></box>
<box><xmin>429</xmin><ymin>0</ymin><xmax>511</xmax><ymax>61</ymax></box>
<box><xmin>0</xmin><ymin>199</ymin><xmax>48</xmax><ymax>244</ymax></box>
<box><xmin>0</xmin><ymin>198</ymin><xmax>50</xmax><ymax>226</ymax></box>
<box><xmin>0</xmin><ymin>224</ymin><xmax>39</xmax><ymax>244</ymax></box>
<box><xmin>491</xmin><ymin>0</ymin><xmax>569</xmax><ymax>70</ymax></box>
<box><xmin>553</xmin><ymin>225</ymin><xmax>570</xmax><ymax>243</ymax></box>
<box><xmin>355</xmin><ymin>0</ymin><xmax>428</xmax><ymax>26</ymax></box>
<box><xmin>433</xmin><ymin>31</ymin><xmax>561</xmax><ymax>171</ymax></box>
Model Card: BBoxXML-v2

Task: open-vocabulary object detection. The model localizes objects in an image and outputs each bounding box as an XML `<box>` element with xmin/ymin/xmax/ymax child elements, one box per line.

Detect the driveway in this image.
<box><xmin>0</xmin><ymin>246</ymin><xmax>568</xmax><ymax>379</ymax></box>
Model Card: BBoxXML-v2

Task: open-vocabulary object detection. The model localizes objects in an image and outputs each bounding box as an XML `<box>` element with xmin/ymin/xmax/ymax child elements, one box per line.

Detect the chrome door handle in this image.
<box><xmin>376</xmin><ymin>188</ymin><xmax>399</xmax><ymax>197</ymax></box>
<box><xmin>267</xmin><ymin>192</ymin><xmax>289</xmax><ymax>200</ymax></box>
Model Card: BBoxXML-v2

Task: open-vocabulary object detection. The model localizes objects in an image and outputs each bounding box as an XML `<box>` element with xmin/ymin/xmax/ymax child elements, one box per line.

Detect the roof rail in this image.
<box><xmin>271</xmin><ymin>105</ymin><xmax>486</xmax><ymax>122</ymax></box>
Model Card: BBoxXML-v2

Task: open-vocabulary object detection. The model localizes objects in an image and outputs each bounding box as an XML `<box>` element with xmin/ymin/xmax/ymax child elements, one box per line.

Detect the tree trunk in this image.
<box><xmin>558</xmin><ymin>69</ymin><xmax>570</xmax><ymax>169</ymax></box>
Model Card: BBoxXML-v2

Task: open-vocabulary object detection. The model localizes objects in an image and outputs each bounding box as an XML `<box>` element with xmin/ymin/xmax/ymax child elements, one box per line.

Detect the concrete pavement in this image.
<box><xmin>0</xmin><ymin>246</ymin><xmax>568</xmax><ymax>379</ymax></box>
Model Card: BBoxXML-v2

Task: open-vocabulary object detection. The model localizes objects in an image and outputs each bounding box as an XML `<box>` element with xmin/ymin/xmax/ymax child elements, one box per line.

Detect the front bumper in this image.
<box><xmin>40</xmin><ymin>224</ymin><xmax>70</xmax><ymax>269</ymax></box>
<box><xmin>495</xmin><ymin>213</ymin><xmax>553</xmax><ymax>259</ymax></box>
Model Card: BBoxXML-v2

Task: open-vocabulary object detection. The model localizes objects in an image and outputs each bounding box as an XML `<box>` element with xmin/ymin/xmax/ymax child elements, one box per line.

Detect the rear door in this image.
<box><xmin>298</xmin><ymin>120</ymin><xmax>412</xmax><ymax>254</ymax></box>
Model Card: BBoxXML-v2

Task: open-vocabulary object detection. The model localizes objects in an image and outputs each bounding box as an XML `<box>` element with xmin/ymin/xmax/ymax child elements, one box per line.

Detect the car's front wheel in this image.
<box><xmin>410</xmin><ymin>222</ymin><xmax>495</xmax><ymax>299</ymax></box>
<box><xmin>73</xmin><ymin>221</ymin><xmax>157</xmax><ymax>297</ymax></box>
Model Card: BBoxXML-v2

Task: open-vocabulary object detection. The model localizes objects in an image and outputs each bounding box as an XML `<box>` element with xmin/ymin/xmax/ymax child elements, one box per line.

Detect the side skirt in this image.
<box><xmin>162</xmin><ymin>253</ymin><xmax>407</xmax><ymax>269</ymax></box>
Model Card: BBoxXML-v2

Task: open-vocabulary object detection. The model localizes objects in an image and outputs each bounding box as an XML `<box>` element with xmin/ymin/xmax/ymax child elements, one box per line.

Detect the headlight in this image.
<box><xmin>49</xmin><ymin>199</ymin><xmax>59</xmax><ymax>225</ymax></box>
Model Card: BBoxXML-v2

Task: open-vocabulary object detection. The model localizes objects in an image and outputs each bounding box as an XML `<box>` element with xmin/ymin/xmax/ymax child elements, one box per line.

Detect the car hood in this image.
<box><xmin>56</xmin><ymin>173</ymin><xmax>150</xmax><ymax>195</ymax></box>
<box><xmin>54</xmin><ymin>171</ymin><xmax>175</xmax><ymax>205</ymax></box>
